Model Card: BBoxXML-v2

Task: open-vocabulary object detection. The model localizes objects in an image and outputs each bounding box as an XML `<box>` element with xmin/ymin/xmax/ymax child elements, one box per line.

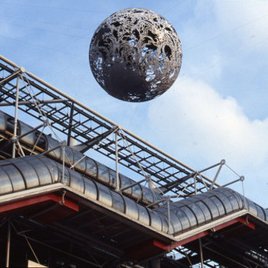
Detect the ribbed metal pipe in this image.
<box><xmin>0</xmin><ymin>155</ymin><xmax>267</xmax><ymax>236</ymax></box>
<box><xmin>0</xmin><ymin>110</ymin><xmax>162</xmax><ymax>206</ymax></box>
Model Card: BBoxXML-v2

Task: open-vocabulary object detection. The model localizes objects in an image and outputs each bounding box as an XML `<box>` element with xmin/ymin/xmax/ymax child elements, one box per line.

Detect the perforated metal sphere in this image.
<box><xmin>89</xmin><ymin>8</ymin><xmax>182</xmax><ymax>102</ymax></box>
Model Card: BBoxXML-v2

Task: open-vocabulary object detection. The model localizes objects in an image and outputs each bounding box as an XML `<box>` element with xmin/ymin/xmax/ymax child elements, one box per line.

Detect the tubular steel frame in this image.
<box><xmin>0</xmin><ymin>55</ymin><xmax>252</xmax><ymax>268</ymax></box>
<box><xmin>0</xmin><ymin>55</ymin><xmax>231</xmax><ymax>198</ymax></box>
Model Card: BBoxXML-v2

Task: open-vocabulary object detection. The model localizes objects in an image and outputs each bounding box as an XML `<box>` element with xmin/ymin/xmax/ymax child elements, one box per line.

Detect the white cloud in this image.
<box><xmin>148</xmin><ymin>77</ymin><xmax>268</xmax><ymax>205</ymax></box>
<box><xmin>184</xmin><ymin>51</ymin><xmax>223</xmax><ymax>83</ymax></box>
<box><xmin>214</xmin><ymin>0</ymin><xmax>268</xmax><ymax>49</ymax></box>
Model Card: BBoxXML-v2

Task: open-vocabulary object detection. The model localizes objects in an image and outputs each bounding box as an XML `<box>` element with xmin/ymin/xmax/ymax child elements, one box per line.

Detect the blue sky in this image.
<box><xmin>1</xmin><ymin>0</ymin><xmax>268</xmax><ymax>206</ymax></box>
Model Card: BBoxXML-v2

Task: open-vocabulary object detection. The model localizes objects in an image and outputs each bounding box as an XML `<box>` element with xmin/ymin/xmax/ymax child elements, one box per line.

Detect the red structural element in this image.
<box><xmin>0</xmin><ymin>193</ymin><xmax>79</xmax><ymax>214</ymax></box>
<box><xmin>153</xmin><ymin>216</ymin><xmax>256</xmax><ymax>252</ymax></box>
<box><xmin>237</xmin><ymin>216</ymin><xmax>255</xmax><ymax>230</ymax></box>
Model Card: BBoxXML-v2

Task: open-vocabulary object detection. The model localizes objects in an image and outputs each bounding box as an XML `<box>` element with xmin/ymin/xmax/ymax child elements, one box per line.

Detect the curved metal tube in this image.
<box><xmin>0</xmin><ymin>156</ymin><xmax>167</xmax><ymax>233</ymax></box>
<box><xmin>0</xmin><ymin>110</ymin><xmax>162</xmax><ymax>206</ymax></box>
<box><xmin>0</xmin><ymin>155</ymin><xmax>267</xmax><ymax>237</ymax></box>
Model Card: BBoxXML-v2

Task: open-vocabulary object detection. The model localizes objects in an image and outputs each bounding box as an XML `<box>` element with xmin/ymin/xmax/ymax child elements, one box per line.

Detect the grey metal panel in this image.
<box><xmin>0</xmin><ymin>111</ymin><xmax>6</xmax><ymax>132</ymax></box>
<box><xmin>3</xmin><ymin>164</ymin><xmax>26</xmax><ymax>192</ymax></box>
<box><xmin>131</xmin><ymin>183</ymin><xmax>142</xmax><ymax>201</ymax></box>
<box><xmin>60</xmin><ymin>166</ymin><xmax>71</xmax><ymax>186</ymax></box>
<box><xmin>214</xmin><ymin>192</ymin><xmax>233</xmax><ymax>214</ymax></box>
<box><xmin>125</xmin><ymin>198</ymin><xmax>139</xmax><ymax>220</ymax></box>
<box><xmin>172</xmin><ymin>198</ymin><xmax>207</xmax><ymax>225</ymax></box>
<box><xmin>171</xmin><ymin>203</ymin><xmax>198</xmax><ymax>228</ymax></box>
<box><xmin>0</xmin><ymin>169</ymin><xmax>13</xmax><ymax>194</ymax></box>
<box><xmin>0</xmin><ymin>110</ymin><xmax>162</xmax><ymax>206</ymax></box>
<box><xmin>19</xmin><ymin>123</ymin><xmax>36</xmax><ymax>146</ymax></box>
<box><xmin>111</xmin><ymin>190</ymin><xmax>125</xmax><ymax>213</ymax></box>
<box><xmin>29</xmin><ymin>157</ymin><xmax>55</xmax><ymax>185</ymax></box>
<box><xmin>1</xmin><ymin>153</ymin><xmax>268</xmax><ymax>237</ymax></box>
<box><xmin>173</xmin><ymin>199</ymin><xmax>191</xmax><ymax>208</ymax></box>
<box><xmin>64</xmin><ymin>146</ymin><xmax>75</xmax><ymax>165</ymax></box>
<box><xmin>156</xmin><ymin>205</ymin><xmax>183</xmax><ymax>234</ymax></box>
<box><xmin>6</xmin><ymin>115</ymin><xmax>16</xmax><ymax>134</ymax></box>
<box><xmin>209</xmin><ymin>196</ymin><xmax>226</xmax><ymax>216</ymax></box>
<box><xmin>84</xmin><ymin>178</ymin><xmax>98</xmax><ymax>200</ymax></box>
<box><xmin>37</xmin><ymin>157</ymin><xmax>60</xmax><ymax>183</ymax></box>
<box><xmin>3</xmin><ymin>152</ymin><xmax>268</xmax><ymax>238</ymax></box>
<box><xmin>168</xmin><ymin>212</ymin><xmax>182</xmax><ymax>234</ymax></box>
<box><xmin>46</xmin><ymin>135</ymin><xmax>62</xmax><ymax>160</ymax></box>
<box><xmin>170</xmin><ymin>207</ymin><xmax>191</xmax><ymax>232</ymax></box>
<box><xmin>241</xmin><ymin>196</ymin><xmax>249</xmax><ymax>210</ymax></box>
<box><xmin>153</xmin><ymin>205</ymin><xmax>169</xmax><ymax>233</ymax></box>
<box><xmin>149</xmin><ymin>210</ymin><xmax>163</xmax><ymax>232</ymax></box>
<box><xmin>255</xmin><ymin>205</ymin><xmax>266</xmax><ymax>221</ymax></box>
<box><xmin>35</xmin><ymin>132</ymin><xmax>47</xmax><ymax>149</ymax></box>
<box><xmin>247</xmin><ymin>200</ymin><xmax>258</xmax><ymax>217</ymax></box>
<box><xmin>224</xmin><ymin>188</ymin><xmax>244</xmax><ymax>209</ymax></box>
<box><xmin>186</xmin><ymin>203</ymin><xmax>206</xmax><ymax>225</ymax></box>
<box><xmin>85</xmin><ymin>158</ymin><xmax>97</xmax><ymax>179</ymax></box>
<box><xmin>69</xmin><ymin>169</ymin><xmax>85</xmax><ymax>194</ymax></box>
<box><xmin>120</xmin><ymin>174</ymin><xmax>133</xmax><ymax>196</ymax></box>
<box><xmin>200</xmin><ymin>197</ymin><xmax>220</xmax><ymax>220</ymax></box>
<box><xmin>73</xmin><ymin>151</ymin><xmax>87</xmax><ymax>174</ymax></box>
<box><xmin>97</xmin><ymin>164</ymin><xmax>110</xmax><ymax>185</ymax></box>
<box><xmin>137</xmin><ymin>205</ymin><xmax>150</xmax><ymax>226</ymax></box>
<box><xmin>195</xmin><ymin>201</ymin><xmax>212</xmax><ymax>222</ymax></box>
<box><xmin>160</xmin><ymin>215</ymin><xmax>169</xmax><ymax>233</ymax></box>
<box><xmin>265</xmin><ymin>209</ymin><xmax>268</xmax><ymax>222</ymax></box>
<box><xmin>212</xmin><ymin>188</ymin><xmax>244</xmax><ymax>210</ymax></box>
<box><xmin>11</xmin><ymin>158</ymin><xmax>39</xmax><ymax>189</ymax></box>
<box><xmin>97</xmin><ymin>183</ymin><xmax>113</xmax><ymax>207</ymax></box>
<box><xmin>219</xmin><ymin>190</ymin><xmax>240</xmax><ymax>211</ymax></box>
<box><xmin>141</xmin><ymin>186</ymin><xmax>155</xmax><ymax>204</ymax></box>
<box><xmin>108</xmin><ymin>168</ymin><xmax>117</xmax><ymax>188</ymax></box>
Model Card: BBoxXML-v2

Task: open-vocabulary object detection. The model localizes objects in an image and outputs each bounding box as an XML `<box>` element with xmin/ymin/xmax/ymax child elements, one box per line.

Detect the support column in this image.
<box><xmin>199</xmin><ymin>239</ymin><xmax>204</xmax><ymax>268</ymax></box>
<box><xmin>115</xmin><ymin>131</ymin><xmax>120</xmax><ymax>191</ymax></box>
<box><xmin>12</xmin><ymin>76</ymin><xmax>20</xmax><ymax>158</ymax></box>
<box><xmin>5</xmin><ymin>222</ymin><xmax>10</xmax><ymax>268</ymax></box>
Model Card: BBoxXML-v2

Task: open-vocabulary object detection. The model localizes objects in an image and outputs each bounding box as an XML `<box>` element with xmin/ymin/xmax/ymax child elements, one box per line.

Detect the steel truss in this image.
<box><xmin>0</xmin><ymin>55</ymin><xmax>243</xmax><ymax>198</ymax></box>
<box><xmin>0</xmin><ymin>55</ymin><xmax>252</xmax><ymax>268</ymax></box>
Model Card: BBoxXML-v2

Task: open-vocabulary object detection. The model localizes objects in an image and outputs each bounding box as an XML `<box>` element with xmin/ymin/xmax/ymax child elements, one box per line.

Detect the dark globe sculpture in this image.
<box><xmin>89</xmin><ymin>8</ymin><xmax>182</xmax><ymax>102</ymax></box>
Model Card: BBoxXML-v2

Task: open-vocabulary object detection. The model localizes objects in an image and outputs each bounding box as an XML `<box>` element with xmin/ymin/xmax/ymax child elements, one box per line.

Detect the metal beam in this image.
<box><xmin>0</xmin><ymin>193</ymin><xmax>79</xmax><ymax>214</ymax></box>
<box><xmin>0</xmin><ymin>68</ymin><xmax>22</xmax><ymax>86</ymax></box>
<box><xmin>0</xmin><ymin>98</ymin><xmax>65</xmax><ymax>107</ymax></box>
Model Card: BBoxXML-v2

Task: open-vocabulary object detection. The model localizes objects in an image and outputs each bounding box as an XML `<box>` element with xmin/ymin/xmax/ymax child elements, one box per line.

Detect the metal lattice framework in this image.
<box><xmin>1</xmin><ymin>55</ymin><xmax>268</xmax><ymax>268</ymax></box>
<box><xmin>0</xmin><ymin>55</ymin><xmax>227</xmax><ymax>199</ymax></box>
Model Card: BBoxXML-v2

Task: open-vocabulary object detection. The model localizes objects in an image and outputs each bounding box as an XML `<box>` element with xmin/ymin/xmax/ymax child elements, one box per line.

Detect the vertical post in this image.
<box><xmin>115</xmin><ymin>131</ymin><xmax>120</xmax><ymax>191</ymax></box>
<box><xmin>194</xmin><ymin>173</ymin><xmax>197</xmax><ymax>195</ymax></box>
<box><xmin>167</xmin><ymin>197</ymin><xmax>171</xmax><ymax>234</ymax></box>
<box><xmin>241</xmin><ymin>176</ymin><xmax>246</xmax><ymax>209</ymax></box>
<box><xmin>6</xmin><ymin>222</ymin><xmax>11</xmax><ymax>268</ymax></box>
<box><xmin>62</xmin><ymin>145</ymin><xmax>65</xmax><ymax>182</ymax></box>
<box><xmin>209</xmin><ymin>159</ymin><xmax>225</xmax><ymax>190</ymax></box>
<box><xmin>67</xmin><ymin>103</ymin><xmax>74</xmax><ymax>147</ymax></box>
<box><xmin>199</xmin><ymin>239</ymin><xmax>204</xmax><ymax>268</ymax></box>
<box><xmin>12</xmin><ymin>76</ymin><xmax>20</xmax><ymax>158</ymax></box>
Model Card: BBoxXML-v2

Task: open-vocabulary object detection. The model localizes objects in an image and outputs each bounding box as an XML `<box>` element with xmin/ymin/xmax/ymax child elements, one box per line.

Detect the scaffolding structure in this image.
<box><xmin>0</xmin><ymin>55</ymin><xmax>268</xmax><ymax>268</ymax></box>
<box><xmin>0</xmin><ymin>56</ymin><xmax>232</xmax><ymax>197</ymax></box>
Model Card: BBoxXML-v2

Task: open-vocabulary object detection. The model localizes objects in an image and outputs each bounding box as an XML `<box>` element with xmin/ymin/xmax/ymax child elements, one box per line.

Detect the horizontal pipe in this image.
<box><xmin>0</xmin><ymin>193</ymin><xmax>79</xmax><ymax>214</ymax></box>
<box><xmin>0</xmin><ymin>55</ymin><xmax>219</xmax><ymax>188</ymax></box>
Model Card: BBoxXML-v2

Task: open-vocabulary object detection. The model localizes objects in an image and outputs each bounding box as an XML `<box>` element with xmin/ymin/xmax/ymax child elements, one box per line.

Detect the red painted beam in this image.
<box><xmin>237</xmin><ymin>216</ymin><xmax>255</xmax><ymax>230</ymax></box>
<box><xmin>0</xmin><ymin>193</ymin><xmax>79</xmax><ymax>214</ymax></box>
<box><xmin>153</xmin><ymin>216</ymin><xmax>256</xmax><ymax>252</ymax></box>
<box><xmin>153</xmin><ymin>231</ymin><xmax>209</xmax><ymax>252</ymax></box>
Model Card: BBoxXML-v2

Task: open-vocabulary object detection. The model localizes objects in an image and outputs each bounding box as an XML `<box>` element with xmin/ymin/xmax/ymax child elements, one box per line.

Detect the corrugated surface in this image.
<box><xmin>0</xmin><ymin>110</ymin><xmax>162</xmax><ymax>206</ymax></box>
<box><xmin>0</xmin><ymin>155</ymin><xmax>267</xmax><ymax>237</ymax></box>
